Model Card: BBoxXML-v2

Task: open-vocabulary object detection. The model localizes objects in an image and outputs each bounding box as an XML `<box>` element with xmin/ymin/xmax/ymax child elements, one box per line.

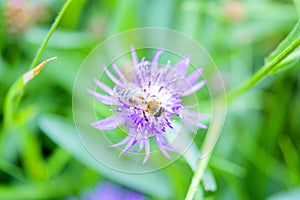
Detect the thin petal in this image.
<box><xmin>87</xmin><ymin>89</ymin><xmax>115</xmax><ymax>105</ymax></box>
<box><xmin>143</xmin><ymin>139</ymin><xmax>150</xmax><ymax>164</ymax></box>
<box><xmin>172</xmin><ymin>56</ymin><xmax>190</xmax><ymax>77</ymax></box>
<box><xmin>184</xmin><ymin>116</ymin><xmax>208</xmax><ymax>129</ymax></box>
<box><xmin>157</xmin><ymin>135</ymin><xmax>178</xmax><ymax>152</ymax></box>
<box><xmin>170</xmin><ymin>77</ymin><xmax>190</xmax><ymax>92</ymax></box>
<box><xmin>104</xmin><ymin>65</ymin><xmax>124</xmax><ymax>87</ymax></box>
<box><xmin>160</xmin><ymin>146</ymin><xmax>171</xmax><ymax>159</ymax></box>
<box><xmin>119</xmin><ymin>137</ymin><xmax>136</xmax><ymax>156</ymax></box>
<box><xmin>182</xmin><ymin>109</ymin><xmax>208</xmax><ymax>118</ymax></box>
<box><xmin>94</xmin><ymin>78</ymin><xmax>113</xmax><ymax>95</ymax></box>
<box><xmin>110</xmin><ymin>136</ymin><xmax>131</xmax><ymax>148</ymax></box>
<box><xmin>128</xmin><ymin>140</ymin><xmax>144</xmax><ymax>153</ymax></box>
<box><xmin>156</xmin><ymin>135</ymin><xmax>171</xmax><ymax>159</ymax></box>
<box><xmin>183</xmin><ymin>104</ymin><xmax>198</xmax><ymax>109</ymax></box>
<box><xmin>194</xmin><ymin>121</ymin><xmax>208</xmax><ymax>129</ymax></box>
<box><xmin>112</xmin><ymin>62</ymin><xmax>127</xmax><ymax>83</ymax></box>
<box><xmin>151</xmin><ymin>49</ymin><xmax>163</xmax><ymax>71</ymax></box>
<box><xmin>186</xmin><ymin>69</ymin><xmax>203</xmax><ymax>86</ymax></box>
<box><xmin>182</xmin><ymin>119</ymin><xmax>197</xmax><ymax>134</ymax></box>
<box><xmin>91</xmin><ymin>115</ymin><xmax>123</xmax><ymax>130</ymax></box>
<box><xmin>182</xmin><ymin>80</ymin><xmax>206</xmax><ymax>96</ymax></box>
<box><xmin>131</xmin><ymin>44</ymin><xmax>139</xmax><ymax>69</ymax></box>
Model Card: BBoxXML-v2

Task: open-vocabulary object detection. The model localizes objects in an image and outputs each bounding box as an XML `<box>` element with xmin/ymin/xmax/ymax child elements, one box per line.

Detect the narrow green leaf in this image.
<box><xmin>38</xmin><ymin>114</ymin><xmax>173</xmax><ymax>199</ymax></box>
<box><xmin>20</xmin><ymin>126</ymin><xmax>48</xmax><ymax>181</ymax></box>
<box><xmin>29</xmin><ymin>0</ymin><xmax>73</xmax><ymax>70</ymax></box>
<box><xmin>3</xmin><ymin>57</ymin><xmax>56</xmax><ymax>127</ymax></box>
<box><xmin>59</xmin><ymin>0</ymin><xmax>87</xmax><ymax>29</ymax></box>
<box><xmin>266</xmin><ymin>20</ymin><xmax>300</xmax><ymax>63</ymax></box>
<box><xmin>210</xmin><ymin>156</ymin><xmax>247</xmax><ymax>178</ymax></box>
<box><xmin>269</xmin><ymin>49</ymin><xmax>300</xmax><ymax>74</ymax></box>
<box><xmin>46</xmin><ymin>148</ymin><xmax>71</xmax><ymax>179</ymax></box>
<box><xmin>227</xmin><ymin>23</ymin><xmax>300</xmax><ymax>102</ymax></box>
<box><xmin>0</xmin><ymin>158</ymin><xmax>26</xmax><ymax>182</ymax></box>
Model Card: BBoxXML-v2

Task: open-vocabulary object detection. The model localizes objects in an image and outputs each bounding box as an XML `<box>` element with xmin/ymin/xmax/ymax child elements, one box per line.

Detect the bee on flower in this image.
<box><xmin>88</xmin><ymin>45</ymin><xmax>207</xmax><ymax>164</ymax></box>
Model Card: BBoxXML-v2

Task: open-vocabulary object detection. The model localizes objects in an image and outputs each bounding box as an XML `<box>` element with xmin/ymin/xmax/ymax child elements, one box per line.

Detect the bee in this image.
<box><xmin>145</xmin><ymin>99</ymin><xmax>165</xmax><ymax>118</ymax></box>
<box><xmin>118</xmin><ymin>87</ymin><xmax>165</xmax><ymax>121</ymax></box>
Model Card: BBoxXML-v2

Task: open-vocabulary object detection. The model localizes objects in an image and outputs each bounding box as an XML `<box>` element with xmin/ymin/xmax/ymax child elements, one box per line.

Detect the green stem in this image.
<box><xmin>227</xmin><ymin>36</ymin><xmax>300</xmax><ymax>103</ymax></box>
<box><xmin>185</xmin><ymin>154</ymin><xmax>211</xmax><ymax>200</ymax></box>
<box><xmin>29</xmin><ymin>0</ymin><xmax>73</xmax><ymax>70</ymax></box>
<box><xmin>185</xmin><ymin>35</ymin><xmax>300</xmax><ymax>200</ymax></box>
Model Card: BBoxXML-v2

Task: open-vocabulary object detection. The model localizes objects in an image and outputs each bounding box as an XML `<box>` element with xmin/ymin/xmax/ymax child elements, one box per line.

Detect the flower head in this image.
<box><xmin>88</xmin><ymin>45</ymin><xmax>207</xmax><ymax>163</ymax></box>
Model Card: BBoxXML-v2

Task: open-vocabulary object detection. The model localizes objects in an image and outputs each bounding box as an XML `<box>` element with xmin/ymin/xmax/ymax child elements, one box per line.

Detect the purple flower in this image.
<box><xmin>88</xmin><ymin>45</ymin><xmax>207</xmax><ymax>163</ymax></box>
<box><xmin>82</xmin><ymin>182</ymin><xmax>147</xmax><ymax>200</ymax></box>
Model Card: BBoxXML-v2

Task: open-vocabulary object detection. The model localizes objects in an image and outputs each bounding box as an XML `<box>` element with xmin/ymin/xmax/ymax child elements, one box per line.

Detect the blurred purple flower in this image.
<box><xmin>88</xmin><ymin>45</ymin><xmax>207</xmax><ymax>163</ymax></box>
<box><xmin>82</xmin><ymin>182</ymin><xmax>147</xmax><ymax>200</ymax></box>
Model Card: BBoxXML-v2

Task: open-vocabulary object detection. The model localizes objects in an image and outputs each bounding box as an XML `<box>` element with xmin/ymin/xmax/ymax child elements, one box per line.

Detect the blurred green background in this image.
<box><xmin>0</xmin><ymin>0</ymin><xmax>300</xmax><ymax>199</ymax></box>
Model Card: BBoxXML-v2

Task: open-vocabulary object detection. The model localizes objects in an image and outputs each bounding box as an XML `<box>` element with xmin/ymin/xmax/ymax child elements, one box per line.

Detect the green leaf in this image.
<box><xmin>38</xmin><ymin>114</ymin><xmax>173</xmax><ymax>199</ymax></box>
<box><xmin>210</xmin><ymin>156</ymin><xmax>247</xmax><ymax>178</ymax></box>
<box><xmin>266</xmin><ymin>20</ymin><xmax>300</xmax><ymax>63</ymax></box>
<box><xmin>46</xmin><ymin>148</ymin><xmax>71</xmax><ymax>179</ymax></box>
<box><xmin>29</xmin><ymin>0</ymin><xmax>73</xmax><ymax>70</ymax></box>
<box><xmin>3</xmin><ymin>57</ymin><xmax>56</xmax><ymax>126</ymax></box>
<box><xmin>59</xmin><ymin>0</ymin><xmax>87</xmax><ymax>29</ymax></box>
<box><xmin>269</xmin><ymin>48</ymin><xmax>300</xmax><ymax>74</ymax></box>
<box><xmin>0</xmin><ymin>158</ymin><xmax>26</xmax><ymax>182</ymax></box>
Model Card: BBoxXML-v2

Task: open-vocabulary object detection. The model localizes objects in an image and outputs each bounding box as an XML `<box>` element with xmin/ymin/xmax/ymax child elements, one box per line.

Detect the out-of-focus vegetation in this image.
<box><xmin>0</xmin><ymin>0</ymin><xmax>300</xmax><ymax>199</ymax></box>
